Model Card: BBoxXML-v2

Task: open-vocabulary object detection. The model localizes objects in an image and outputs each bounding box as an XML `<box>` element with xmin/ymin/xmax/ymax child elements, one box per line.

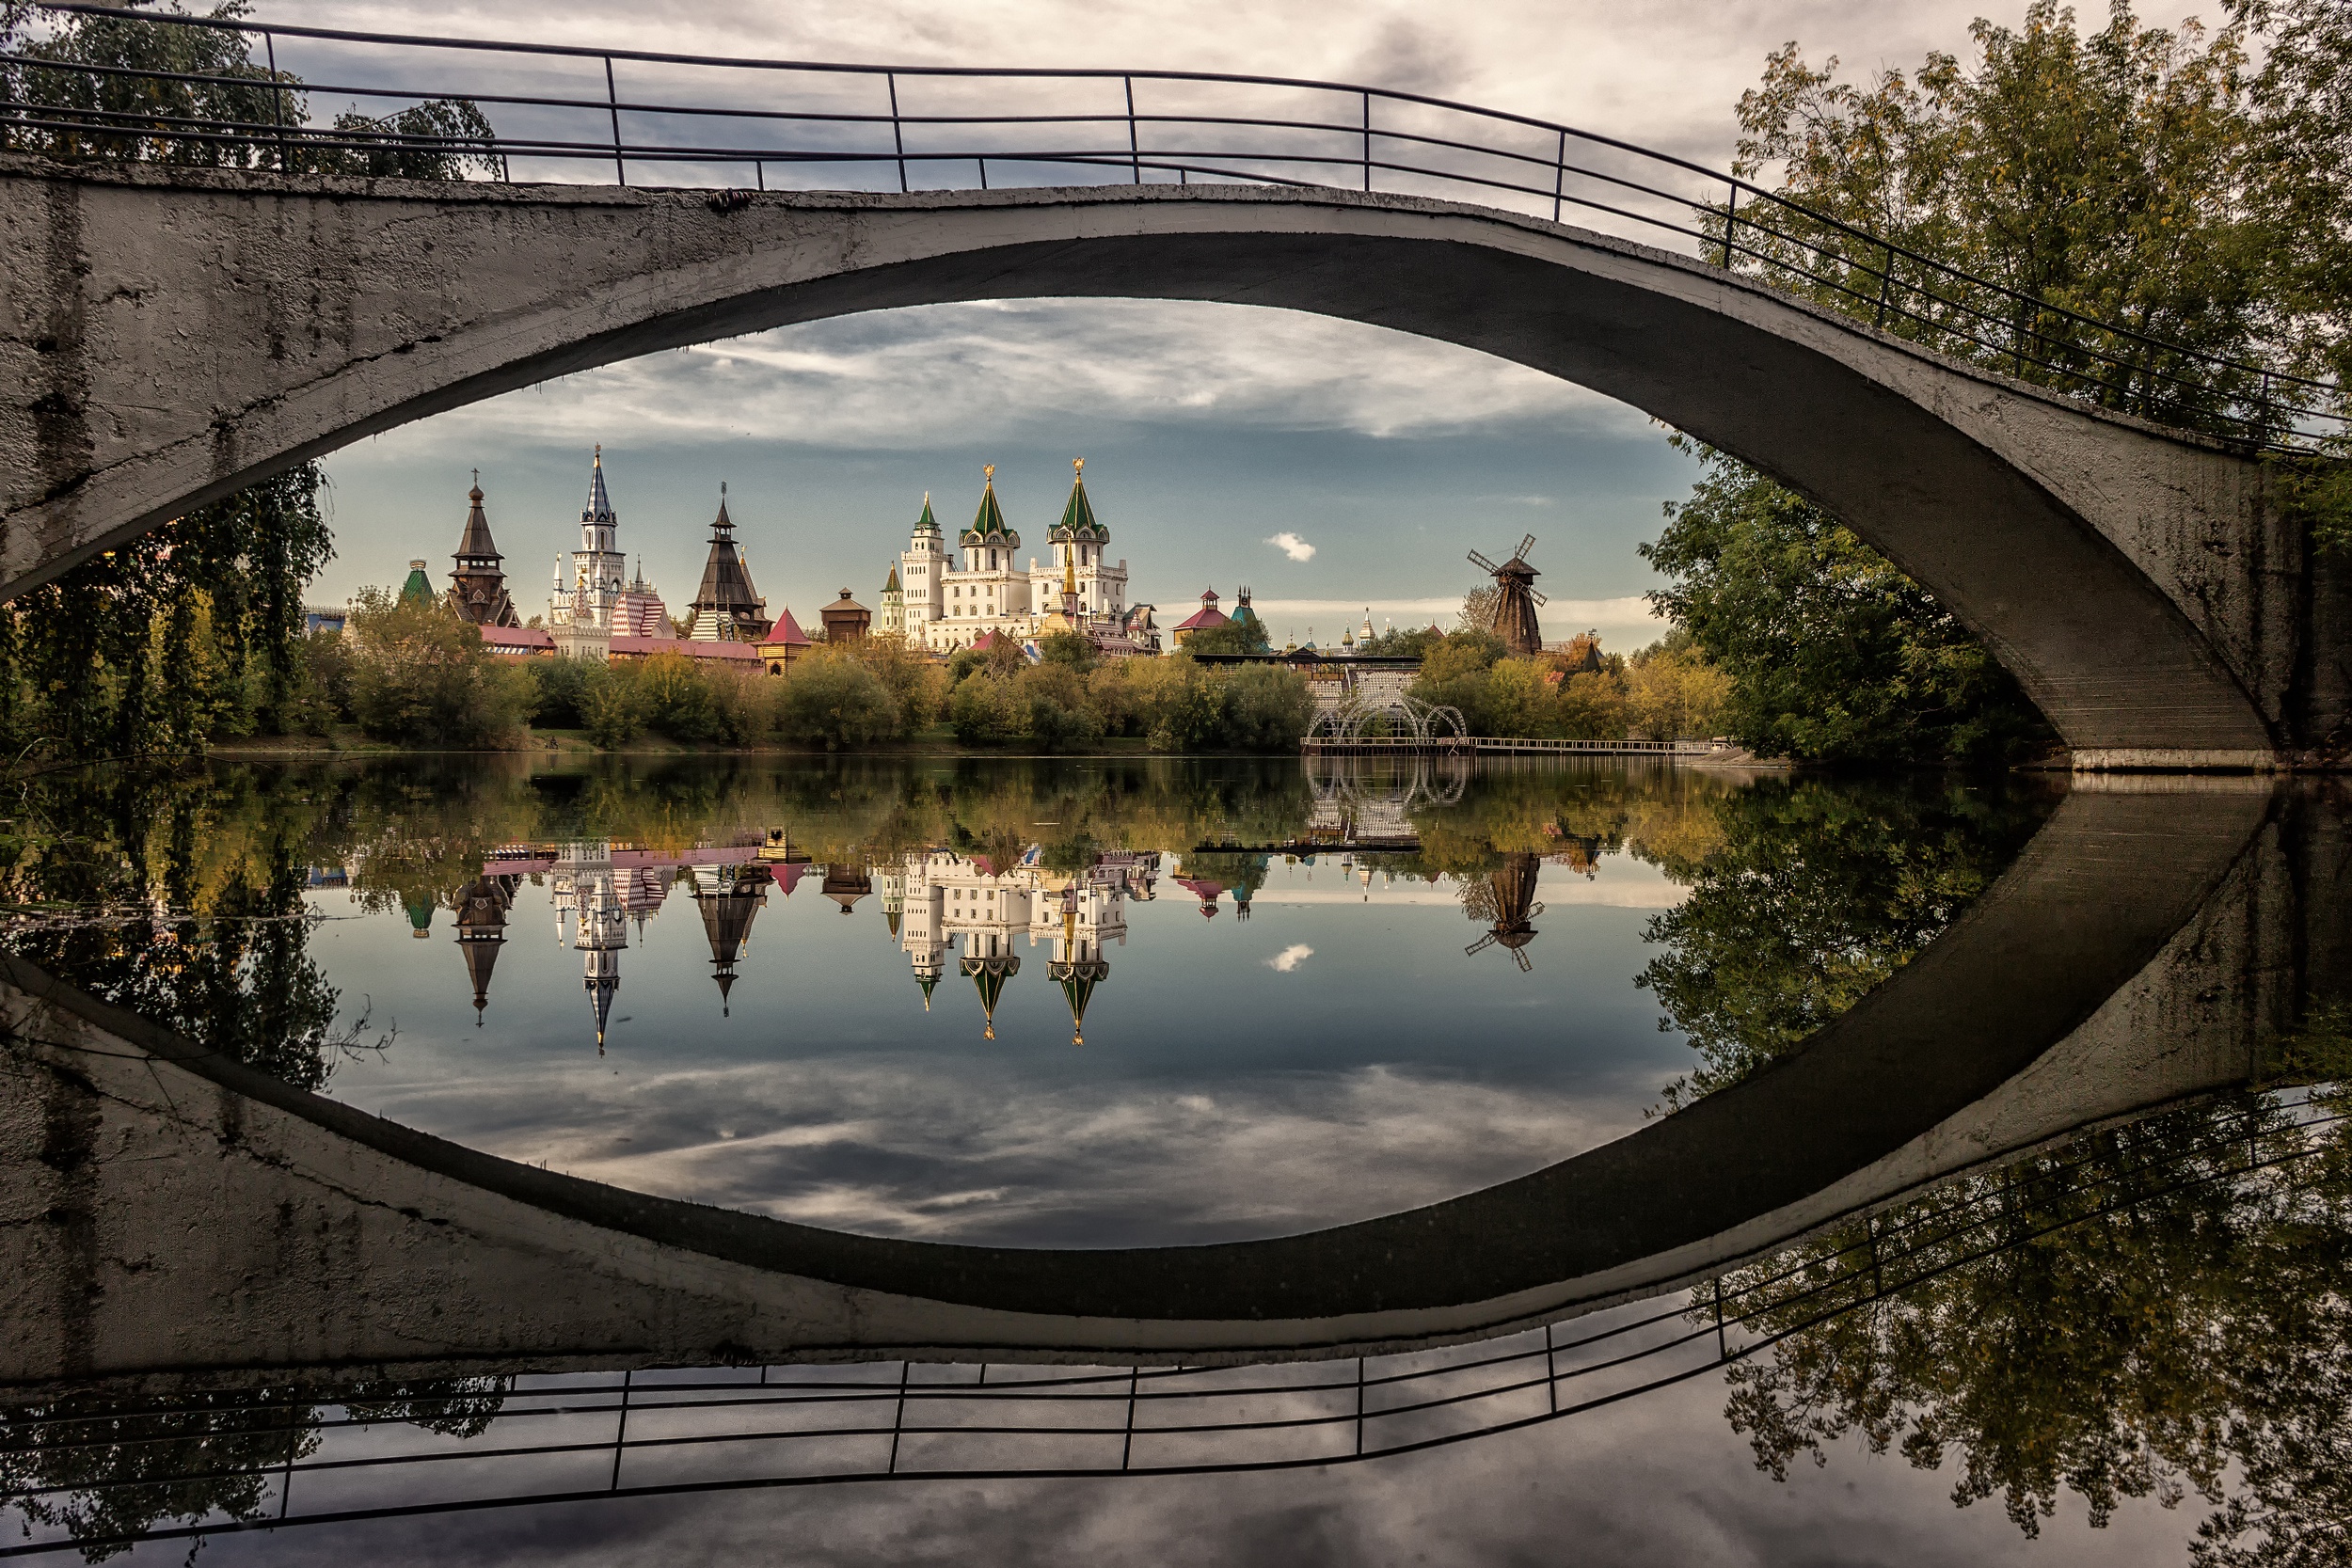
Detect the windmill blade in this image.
<box><xmin>1529</xmin><ymin>902</ymin><xmax>1546</xmax><ymax>919</ymax></box>
<box><xmin>1467</xmin><ymin>548</ymin><xmax>1500</xmax><ymax>574</ymax></box>
<box><xmin>1513</xmin><ymin>947</ymin><xmax>1534</xmax><ymax>973</ymax></box>
<box><xmin>1528</xmin><ymin>588</ymin><xmax>1549</xmax><ymax>606</ymax></box>
<box><xmin>1517</xmin><ymin>533</ymin><xmax>1537</xmax><ymax>562</ymax></box>
<box><xmin>1465</xmin><ymin>933</ymin><xmax>1498</xmax><ymax>958</ymax></box>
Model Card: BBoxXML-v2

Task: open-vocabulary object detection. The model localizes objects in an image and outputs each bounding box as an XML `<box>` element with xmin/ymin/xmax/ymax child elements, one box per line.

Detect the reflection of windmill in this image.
<box><xmin>1465</xmin><ymin>851</ymin><xmax>1547</xmax><ymax>972</ymax></box>
<box><xmin>1467</xmin><ymin>534</ymin><xmax>1549</xmax><ymax>657</ymax></box>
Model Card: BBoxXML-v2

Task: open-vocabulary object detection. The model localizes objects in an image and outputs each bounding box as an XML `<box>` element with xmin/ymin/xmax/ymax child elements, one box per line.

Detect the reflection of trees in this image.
<box><xmin>0</xmin><ymin>768</ymin><xmax>345</xmax><ymax>1086</ymax></box>
<box><xmin>1635</xmin><ymin>777</ymin><xmax>2056</xmax><ymax>1105</ymax></box>
<box><xmin>1713</xmin><ymin>1089</ymin><xmax>2352</xmax><ymax>1564</ymax></box>
<box><xmin>0</xmin><ymin>1377</ymin><xmax>507</xmax><ymax>1562</ymax></box>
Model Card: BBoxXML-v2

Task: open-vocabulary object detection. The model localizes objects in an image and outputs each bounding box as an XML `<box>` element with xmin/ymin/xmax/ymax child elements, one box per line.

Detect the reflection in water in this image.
<box><xmin>2</xmin><ymin>758</ymin><xmax>2340</xmax><ymax>1563</ymax></box>
<box><xmin>4</xmin><ymin>1089</ymin><xmax>2347</xmax><ymax>1563</ymax></box>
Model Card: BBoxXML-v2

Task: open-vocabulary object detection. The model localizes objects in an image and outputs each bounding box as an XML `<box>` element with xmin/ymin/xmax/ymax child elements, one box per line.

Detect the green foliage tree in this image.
<box><xmin>342</xmin><ymin>586</ymin><xmax>531</xmax><ymax>747</ymax></box>
<box><xmin>775</xmin><ymin>650</ymin><xmax>898</xmax><ymax>750</ymax></box>
<box><xmin>1</xmin><ymin>0</ymin><xmax>499</xmax><ymax>179</ymax></box>
<box><xmin>1634</xmin><ymin>774</ymin><xmax>2056</xmax><ymax>1105</ymax></box>
<box><xmin>1711</xmin><ymin>1089</ymin><xmax>2352</xmax><ymax>1564</ymax></box>
<box><xmin>1728</xmin><ymin>1</ymin><xmax>2272</xmax><ymax>429</ymax></box>
<box><xmin>1179</xmin><ymin>618</ymin><xmax>1272</xmax><ymax>657</ymax></box>
<box><xmin>0</xmin><ymin>464</ymin><xmax>332</xmax><ymax>757</ymax></box>
<box><xmin>1644</xmin><ymin>440</ymin><xmax>2055</xmax><ymax>765</ymax></box>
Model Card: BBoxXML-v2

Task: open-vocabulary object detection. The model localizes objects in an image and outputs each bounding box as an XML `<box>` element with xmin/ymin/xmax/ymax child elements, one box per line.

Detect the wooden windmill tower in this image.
<box><xmin>1467</xmin><ymin>534</ymin><xmax>1548</xmax><ymax>656</ymax></box>
<box><xmin>1465</xmin><ymin>852</ymin><xmax>1546</xmax><ymax>973</ymax></box>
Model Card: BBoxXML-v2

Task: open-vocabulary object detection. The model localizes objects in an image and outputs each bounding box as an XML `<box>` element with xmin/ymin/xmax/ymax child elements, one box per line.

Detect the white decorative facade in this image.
<box><xmin>897</xmin><ymin>462</ymin><xmax>1135</xmax><ymax>654</ymax></box>
<box><xmin>550</xmin><ymin>447</ymin><xmax>667</xmax><ymax>657</ymax></box>
<box><xmin>894</xmin><ymin>846</ymin><xmax>1157</xmax><ymax>1041</ymax></box>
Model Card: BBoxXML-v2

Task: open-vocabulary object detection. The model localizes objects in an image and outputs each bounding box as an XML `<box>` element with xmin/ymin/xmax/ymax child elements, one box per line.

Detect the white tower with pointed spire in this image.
<box><xmin>551</xmin><ymin>446</ymin><xmax>629</xmax><ymax>660</ymax></box>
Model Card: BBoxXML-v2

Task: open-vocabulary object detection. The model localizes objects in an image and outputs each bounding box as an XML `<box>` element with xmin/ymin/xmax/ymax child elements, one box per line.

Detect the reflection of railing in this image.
<box><xmin>6</xmin><ymin>3</ymin><xmax>2338</xmax><ymax>451</ymax></box>
<box><xmin>5</xmin><ymin>1097</ymin><xmax>2336</xmax><ymax>1559</ymax></box>
<box><xmin>1302</xmin><ymin>736</ymin><xmax>1731</xmax><ymax>757</ymax></box>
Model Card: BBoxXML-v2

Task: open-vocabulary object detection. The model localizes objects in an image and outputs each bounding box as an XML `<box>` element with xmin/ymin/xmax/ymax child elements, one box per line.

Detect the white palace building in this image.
<box><xmin>893</xmin><ymin>460</ymin><xmax>1154</xmax><ymax>655</ymax></box>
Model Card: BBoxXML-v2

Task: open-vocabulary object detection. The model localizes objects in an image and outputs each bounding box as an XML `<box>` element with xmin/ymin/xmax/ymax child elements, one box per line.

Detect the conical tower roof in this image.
<box><xmin>453</xmin><ymin>874</ymin><xmax>510</xmax><ymax>1024</ymax></box>
<box><xmin>960</xmin><ymin>953</ymin><xmax>1020</xmax><ymax>1040</ymax></box>
<box><xmin>961</xmin><ymin>466</ymin><xmax>1019</xmax><ymax>546</ymax></box>
<box><xmin>690</xmin><ymin>484</ymin><xmax>771</xmax><ymax>641</ymax></box>
<box><xmin>587</xmin><ymin>973</ymin><xmax>617</xmax><ymax>1053</ymax></box>
<box><xmin>884</xmin><ymin>565</ymin><xmax>900</xmax><ymax>593</ymax></box>
<box><xmin>399</xmin><ymin>561</ymin><xmax>435</xmax><ymax>607</ymax></box>
<box><xmin>1049</xmin><ymin>457</ymin><xmax>1106</xmax><ymax>544</ymax></box>
<box><xmin>915</xmin><ymin>973</ymin><xmax>938</xmax><ymax>1009</ymax></box>
<box><xmin>455</xmin><ymin>474</ymin><xmax>501</xmax><ymax>563</ymax></box>
<box><xmin>914</xmin><ymin>493</ymin><xmax>941</xmax><ymax>535</ymax></box>
<box><xmin>584</xmin><ymin>445</ymin><xmax>616</xmax><ymax>524</ymax></box>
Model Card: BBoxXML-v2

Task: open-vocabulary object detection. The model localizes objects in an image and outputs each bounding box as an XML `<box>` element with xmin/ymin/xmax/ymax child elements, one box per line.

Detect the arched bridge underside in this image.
<box><xmin>1</xmin><ymin>783</ymin><xmax>2341</xmax><ymax>1395</ymax></box>
<box><xmin>1</xmin><ymin>161</ymin><xmax>2344</xmax><ymax>765</ymax></box>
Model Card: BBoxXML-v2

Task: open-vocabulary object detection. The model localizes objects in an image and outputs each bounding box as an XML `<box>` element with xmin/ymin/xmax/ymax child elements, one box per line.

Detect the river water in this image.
<box><xmin>0</xmin><ymin>753</ymin><xmax>2342</xmax><ymax>1565</ymax></box>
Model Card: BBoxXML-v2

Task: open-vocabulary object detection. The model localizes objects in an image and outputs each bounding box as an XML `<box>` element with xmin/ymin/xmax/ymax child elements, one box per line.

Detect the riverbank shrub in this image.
<box><xmin>1645</xmin><ymin>442</ymin><xmax>2053</xmax><ymax>766</ymax></box>
<box><xmin>776</xmin><ymin>650</ymin><xmax>897</xmax><ymax>750</ymax></box>
<box><xmin>342</xmin><ymin>588</ymin><xmax>531</xmax><ymax>747</ymax></box>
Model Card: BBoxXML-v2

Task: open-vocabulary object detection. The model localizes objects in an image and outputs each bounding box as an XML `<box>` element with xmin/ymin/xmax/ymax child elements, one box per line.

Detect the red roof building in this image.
<box><xmin>1171</xmin><ymin>588</ymin><xmax>1230</xmax><ymax>648</ymax></box>
<box><xmin>755</xmin><ymin>607</ymin><xmax>813</xmax><ymax>673</ymax></box>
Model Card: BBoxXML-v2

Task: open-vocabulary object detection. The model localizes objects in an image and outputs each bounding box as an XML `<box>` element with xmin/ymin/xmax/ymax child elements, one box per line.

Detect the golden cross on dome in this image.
<box><xmin>1073</xmin><ymin>457</ymin><xmax>1085</xmax><ymax>478</ymax></box>
<box><xmin>983</xmin><ymin>464</ymin><xmax>995</xmax><ymax>483</ymax></box>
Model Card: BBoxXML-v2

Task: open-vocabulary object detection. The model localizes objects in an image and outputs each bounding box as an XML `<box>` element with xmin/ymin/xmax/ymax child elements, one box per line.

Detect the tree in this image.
<box><xmin>342</xmin><ymin>587</ymin><xmax>531</xmax><ymax>747</ymax></box>
<box><xmin>1728</xmin><ymin>2</ymin><xmax>2272</xmax><ymax>432</ymax></box>
<box><xmin>1627</xmin><ymin>630</ymin><xmax>1734</xmax><ymax>739</ymax></box>
<box><xmin>1180</xmin><ymin>619</ymin><xmax>1271</xmax><ymax>657</ymax></box>
<box><xmin>1635</xmin><ymin>774</ymin><xmax>2056</xmax><ymax>1106</ymax></box>
<box><xmin>775</xmin><ymin>650</ymin><xmax>897</xmax><ymax>750</ymax></box>
<box><xmin>1711</xmin><ymin>1089</ymin><xmax>2352</xmax><ymax>1564</ymax></box>
<box><xmin>1644</xmin><ymin>439</ymin><xmax>2054</xmax><ymax>766</ymax></box>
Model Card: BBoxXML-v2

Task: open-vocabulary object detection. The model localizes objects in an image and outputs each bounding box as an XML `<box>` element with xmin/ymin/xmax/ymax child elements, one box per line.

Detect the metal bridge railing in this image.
<box><xmin>2</xmin><ymin>1097</ymin><xmax>2340</xmax><ymax>1559</ymax></box>
<box><xmin>2</xmin><ymin>3</ymin><xmax>2340</xmax><ymax>454</ymax></box>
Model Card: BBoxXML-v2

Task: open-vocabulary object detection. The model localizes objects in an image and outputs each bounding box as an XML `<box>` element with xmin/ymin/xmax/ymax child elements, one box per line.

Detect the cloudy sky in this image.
<box><xmin>257</xmin><ymin>0</ymin><xmax>2018</xmax><ymax>649</ymax></box>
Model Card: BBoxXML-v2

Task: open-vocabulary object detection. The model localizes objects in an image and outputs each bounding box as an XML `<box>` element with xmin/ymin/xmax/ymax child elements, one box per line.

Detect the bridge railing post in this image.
<box><xmin>1361</xmin><ymin>90</ymin><xmax>1372</xmax><ymax>192</ymax></box>
<box><xmin>1551</xmin><ymin>129</ymin><xmax>1565</xmax><ymax>222</ymax></box>
<box><xmin>262</xmin><ymin>30</ymin><xmax>287</xmax><ymax>173</ymax></box>
<box><xmin>1721</xmin><ymin>182</ymin><xmax>1739</xmax><ymax>270</ymax></box>
<box><xmin>888</xmin><ymin>72</ymin><xmax>908</xmax><ymax>193</ymax></box>
<box><xmin>602</xmin><ymin>55</ymin><xmax>625</xmax><ymax>186</ymax></box>
<box><xmin>1125</xmin><ymin>75</ymin><xmax>1140</xmax><ymax>183</ymax></box>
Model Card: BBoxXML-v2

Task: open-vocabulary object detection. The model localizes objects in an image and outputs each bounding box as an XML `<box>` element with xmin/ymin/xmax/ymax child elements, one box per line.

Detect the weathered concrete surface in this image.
<box><xmin>0</xmin><ymin>783</ymin><xmax>2337</xmax><ymax>1397</ymax></box>
<box><xmin>0</xmin><ymin>159</ymin><xmax>2344</xmax><ymax>765</ymax></box>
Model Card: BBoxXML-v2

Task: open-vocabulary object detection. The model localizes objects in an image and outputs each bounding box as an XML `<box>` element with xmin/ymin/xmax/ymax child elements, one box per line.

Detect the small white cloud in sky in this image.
<box><xmin>1266</xmin><ymin>943</ymin><xmax>1314</xmax><ymax>973</ymax></box>
<box><xmin>1265</xmin><ymin>531</ymin><xmax>1316</xmax><ymax>562</ymax></box>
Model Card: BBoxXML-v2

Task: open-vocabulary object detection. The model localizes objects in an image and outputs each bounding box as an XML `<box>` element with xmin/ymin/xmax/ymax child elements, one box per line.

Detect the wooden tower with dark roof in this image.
<box><xmin>687</xmin><ymin>483</ymin><xmax>772</xmax><ymax>641</ymax></box>
<box><xmin>1468</xmin><ymin>534</ymin><xmax>1549</xmax><ymax>657</ymax></box>
<box><xmin>453</xmin><ymin>874</ymin><xmax>512</xmax><ymax>1024</ymax></box>
<box><xmin>448</xmin><ymin>472</ymin><xmax>520</xmax><ymax>627</ymax></box>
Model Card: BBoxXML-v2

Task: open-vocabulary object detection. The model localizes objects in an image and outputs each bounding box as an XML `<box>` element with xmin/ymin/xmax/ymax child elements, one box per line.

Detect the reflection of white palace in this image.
<box><xmin>458</xmin><ymin>832</ymin><xmax>1157</xmax><ymax>1049</ymax></box>
<box><xmin>887</xmin><ymin>847</ymin><xmax>1160</xmax><ymax>1043</ymax></box>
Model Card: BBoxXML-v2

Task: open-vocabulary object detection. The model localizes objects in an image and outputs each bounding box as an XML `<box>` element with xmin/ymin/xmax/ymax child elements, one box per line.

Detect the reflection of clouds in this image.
<box><xmin>350</xmin><ymin>1367</ymin><xmax>2187</xmax><ymax>1568</ymax></box>
<box><xmin>371</xmin><ymin>1058</ymin><xmax>1654</xmax><ymax>1245</ymax></box>
<box><xmin>1265</xmin><ymin>943</ymin><xmax>1314</xmax><ymax>973</ymax></box>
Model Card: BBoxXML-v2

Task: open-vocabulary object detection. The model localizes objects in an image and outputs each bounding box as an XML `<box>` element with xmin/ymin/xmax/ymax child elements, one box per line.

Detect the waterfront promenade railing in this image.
<box><xmin>2</xmin><ymin>3</ymin><xmax>2340</xmax><ymax>454</ymax></box>
<box><xmin>1301</xmin><ymin>736</ymin><xmax>1735</xmax><ymax>758</ymax></box>
<box><xmin>1</xmin><ymin>1095</ymin><xmax>2337</xmax><ymax>1559</ymax></box>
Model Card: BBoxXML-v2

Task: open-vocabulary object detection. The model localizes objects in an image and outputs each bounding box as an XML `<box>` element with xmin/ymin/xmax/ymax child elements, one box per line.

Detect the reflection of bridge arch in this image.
<box><xmin>0</xmin><ymin>783</ymin><xmax>2316</xmax><ymax>1391</ymax></box>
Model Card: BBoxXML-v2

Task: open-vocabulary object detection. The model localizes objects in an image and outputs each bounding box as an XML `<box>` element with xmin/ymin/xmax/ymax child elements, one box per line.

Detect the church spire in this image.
<box><xmin>585</xmin><ymin>444</ymin><xmax>615</xmax><ymax>525</ymax></box>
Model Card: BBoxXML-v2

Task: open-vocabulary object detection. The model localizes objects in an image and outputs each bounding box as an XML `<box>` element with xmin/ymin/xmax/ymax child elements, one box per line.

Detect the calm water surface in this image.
<box><xmin>4</xmin><ymin>753</ymin><xmax>2343</xmax><ymax>1567</ymax></box>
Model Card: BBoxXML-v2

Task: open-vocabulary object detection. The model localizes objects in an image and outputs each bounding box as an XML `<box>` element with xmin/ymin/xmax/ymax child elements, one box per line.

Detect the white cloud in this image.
<box><xmin>1265</xmin><ymin>943</ymin><xmax>1314</xmax><ymax>973</ymax></box>
<box><xmin>1264</xmin><ymin>531</ymin><xmax>1317</xmax><ymax>562</ymax></box>
<box><xmin>361</xmin><ymin>300</ymin><xmax>1638</xmax><ymax>458</ymax></box>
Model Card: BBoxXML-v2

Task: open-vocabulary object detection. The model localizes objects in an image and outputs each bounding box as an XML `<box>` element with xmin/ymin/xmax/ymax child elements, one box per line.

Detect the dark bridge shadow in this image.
<box><xmin>0</xmin><ymin>782</ymin><xmax>2342</xmax><ymax>1393</ymax></box>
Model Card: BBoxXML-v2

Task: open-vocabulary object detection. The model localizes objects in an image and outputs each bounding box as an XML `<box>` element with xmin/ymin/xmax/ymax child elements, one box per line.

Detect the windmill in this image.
<box><xmin>1467</xmin><ymin>533</ymin><xmax>1548</xmax><ymax>656</ymax></box>
<box><xmin>1465</xmin><ymin>852</ymin><xmax>1547</xmax><ymax>973</ymax></box>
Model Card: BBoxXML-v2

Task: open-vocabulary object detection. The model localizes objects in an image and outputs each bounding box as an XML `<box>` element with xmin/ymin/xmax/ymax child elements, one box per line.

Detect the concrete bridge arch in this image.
<box><xmin>0</xmin><ymin>160</ymin><xmax>2343</xmax><ymax>764</ymax></box>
